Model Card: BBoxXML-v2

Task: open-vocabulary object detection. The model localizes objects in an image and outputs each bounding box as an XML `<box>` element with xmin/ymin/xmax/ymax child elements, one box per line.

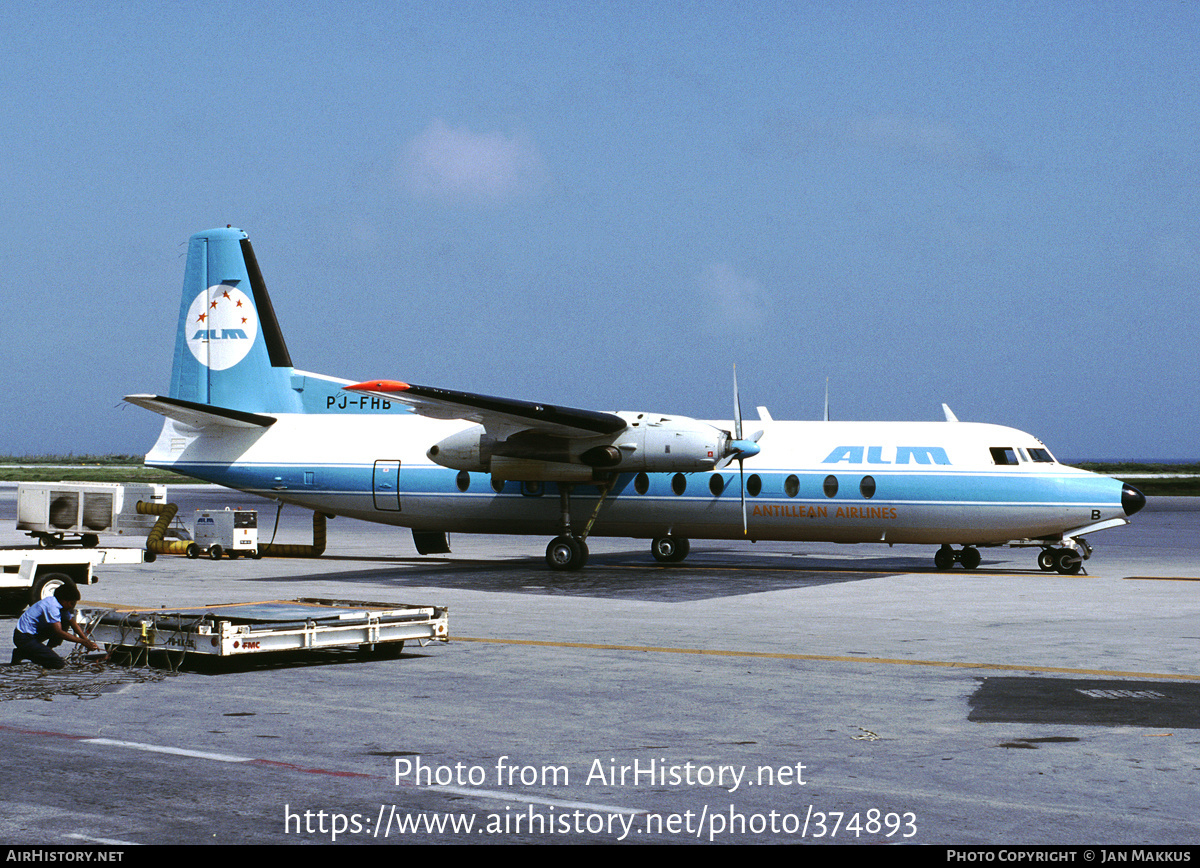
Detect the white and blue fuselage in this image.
<box><xmin>128</xmin><ymin>228</ymin><xmax>1144</xmax><ymax>572</ymax></box>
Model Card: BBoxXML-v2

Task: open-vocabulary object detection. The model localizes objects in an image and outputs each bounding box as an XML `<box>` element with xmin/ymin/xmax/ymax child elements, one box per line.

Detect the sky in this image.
<box><xmin>1</xmin><ymin>2</ymin><xmax>1198</xmax><ymax>460</ymax></box>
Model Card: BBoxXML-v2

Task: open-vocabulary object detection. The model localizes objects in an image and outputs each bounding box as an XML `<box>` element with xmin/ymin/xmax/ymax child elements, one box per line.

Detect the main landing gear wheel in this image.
<box><xmin>934</xmin><ymin>545</ymin><xmax>955</xmax><ymax>571</ymax></box>
<box><xmin>1037</xmin><ymin>549</ymin><xmax>1056</xmax><ymax>571</ymax></box>
<box><xmin>651</xmin><ymin>536</ymin><xmax>690</xmax><ymax>564</ymax></box>
<box><xmin>546</xmin><ymin>535</ymin><xmax>588</xmax><ymax>571</ymax></box>
<box><xmin>934</xmin><ymin>545</ymin><xmax>980</xmax><ymax>570</ymax></box>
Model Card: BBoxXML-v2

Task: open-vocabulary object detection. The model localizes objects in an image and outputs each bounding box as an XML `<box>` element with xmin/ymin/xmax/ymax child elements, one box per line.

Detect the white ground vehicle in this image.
<box><xmin>0</xmin><ymin>546</ymin><xmax>144</xmax><ymax>613</ymax></box>
<box><xmin>15</xmin><ymin>482</ymin><xmax>170</xmax><ymax>548</ymax></box>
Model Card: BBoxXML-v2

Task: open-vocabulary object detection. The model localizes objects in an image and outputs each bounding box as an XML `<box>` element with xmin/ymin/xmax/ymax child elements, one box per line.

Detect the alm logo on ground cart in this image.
<box><xmin>185</xmin><ymin>284</ymin><xmax>259</xmax><ymax>370</ymax></box>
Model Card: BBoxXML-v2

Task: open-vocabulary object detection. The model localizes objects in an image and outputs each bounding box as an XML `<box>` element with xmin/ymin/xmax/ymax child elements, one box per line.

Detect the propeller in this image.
<box><xmin>722</xmin><ymin>367</ymin><xmax>763</xmax><ymax>534</ymax></box>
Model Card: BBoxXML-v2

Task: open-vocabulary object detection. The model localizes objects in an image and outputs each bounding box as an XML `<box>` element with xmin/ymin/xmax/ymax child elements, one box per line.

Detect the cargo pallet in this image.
<box><xmin>78</xmin><ymin>597</ymin><xmax>448</xmax><ymax>663</ymax></box>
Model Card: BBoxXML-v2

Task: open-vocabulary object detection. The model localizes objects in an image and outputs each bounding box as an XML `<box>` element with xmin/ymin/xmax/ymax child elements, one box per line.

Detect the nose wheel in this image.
<box><xmin>1038</xmin><ymin>546</ymin><xmax>1084</xmax><ymax>575</ymax></box>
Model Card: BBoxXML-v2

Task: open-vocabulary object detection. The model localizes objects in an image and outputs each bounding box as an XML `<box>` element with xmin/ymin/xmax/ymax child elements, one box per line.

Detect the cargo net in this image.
<box><xmin>1</xmin><ymin>657</ymin><xmax>172</xmax><ymax>701</ymax></box>
<box><xmin>2</xmin><ymin>607</ymin><xmax>193</xmax><ymax>699</ymax></box>
<box><xmin>83</xmin><ymin>609</ymin><xmax>215</xmax><ymax>672</ymax></box>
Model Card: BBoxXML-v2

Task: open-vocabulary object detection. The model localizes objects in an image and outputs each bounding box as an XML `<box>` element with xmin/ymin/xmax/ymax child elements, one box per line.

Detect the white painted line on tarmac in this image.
<box><xmin>84</xmin><ymin>737</ymin><xmax>252</xmax><ymax>763</ymax></box>
<box><xmin>65</xmin><ymin>833</ymin><xmax>142</xmax><ymax>846</ymax></box>
<box><xmin>78</xmin><ymin>732</ymin><xmax>641</xmax><ymax>814</ymax></box>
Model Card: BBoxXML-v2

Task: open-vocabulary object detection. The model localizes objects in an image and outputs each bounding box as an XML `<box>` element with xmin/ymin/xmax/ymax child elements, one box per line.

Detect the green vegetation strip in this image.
<box><xmin>1076</xmin><ymin>462</ymin><xmax>1200</xmax><ymax>496</ymax></box>
<box><xmin>0</xmin><ymin>455</ymin><xmax>178</xmax><ymax>484</ymax></box>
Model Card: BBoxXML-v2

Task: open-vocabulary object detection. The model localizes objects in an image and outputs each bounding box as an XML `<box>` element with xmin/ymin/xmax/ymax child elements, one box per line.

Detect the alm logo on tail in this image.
<box><xmin>185</xmin><ymin>285</ymin><xmax>259</xmax><ymax>370</ymax></box>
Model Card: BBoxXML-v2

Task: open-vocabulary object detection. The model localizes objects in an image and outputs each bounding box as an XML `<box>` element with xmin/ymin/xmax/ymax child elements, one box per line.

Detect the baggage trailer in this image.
<box><xmin>78</xmin><ymin>598</ymin><xmax>449</xmax><ymax>662</ymax></box>
<box><xmin>0</xmin><ymin>546</ymin><xmax>145</xmax><ymax>610</ymax></box>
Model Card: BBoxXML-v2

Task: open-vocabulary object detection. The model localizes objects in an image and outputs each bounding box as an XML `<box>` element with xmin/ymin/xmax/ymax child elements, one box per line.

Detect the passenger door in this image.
<box><xmin>372</xmin><ymin>460</ymin><xmax>401</xmax><ymax>511</ymax></box>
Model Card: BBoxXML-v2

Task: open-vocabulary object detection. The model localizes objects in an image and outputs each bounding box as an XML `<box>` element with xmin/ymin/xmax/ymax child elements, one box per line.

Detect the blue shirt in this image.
<box><xmin>16</xmin><ymin>596</ymin><xmax>67</xmax><ymax>637</ymax></box>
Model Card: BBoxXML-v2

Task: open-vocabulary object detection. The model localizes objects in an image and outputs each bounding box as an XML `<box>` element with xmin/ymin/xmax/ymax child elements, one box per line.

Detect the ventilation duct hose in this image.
<box><xmin>259</xmin><ymin>511</ymin><xmax>326</xmax><ymax>558</ymax></box>
<box><xmin>139</xmin><ymin>502</ymin><xmax>325</xmax><ymax>558</ymax></box>
<box><xmin>137</xmin><ymin>501</ymin><xmax>193</xmax><ymax>555</ymax></box>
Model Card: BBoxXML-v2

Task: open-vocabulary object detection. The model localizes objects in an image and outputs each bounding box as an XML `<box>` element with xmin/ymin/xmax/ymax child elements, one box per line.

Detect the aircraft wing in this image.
<box><xmin>124</xmin><ymin>395</ymin><xmax>277</xmax><ymax>429</ymax></box>
<box><xmin>345</xmin><ymin>380</ymin><xmax>627</xmax><ymax>438</ymax></box>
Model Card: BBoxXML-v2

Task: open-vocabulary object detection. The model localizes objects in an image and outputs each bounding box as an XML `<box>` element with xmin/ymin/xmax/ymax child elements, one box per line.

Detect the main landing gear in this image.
<box><xmin>544</xmin><ymin>482</ymin><xmax>608</xmax><ymax>571</ymax></box>
<box><xmin>542</xmin><ymin>482</ymin><xmax>692</xmax><ymax>570</ymax></box>
<box><xmin>546</xmin><ymin>534</ymin><xmax>589</xmax><ymax>571</ymax></box>
<box><xmin>934</xmin><ymin>545</ymin><xmax>981</xmax><ymax>571</ymax></box>
<box><xmin>650</xmin><ymin>535</ymin><xmax>689</xmax><ymax>564</ymax></box>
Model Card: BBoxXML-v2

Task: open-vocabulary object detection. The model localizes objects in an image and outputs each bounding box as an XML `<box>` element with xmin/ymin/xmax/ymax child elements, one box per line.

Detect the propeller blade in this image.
<box><xmin>733</xmin><ymin>366</ymin><xmax>749</xmax><ymax>533</ymax></box>
<box><xmin>740</xmin><ymin>457</ymin><xmax>747</xmax><ymax>534</ymax></box>
<box><xmin>733</xmin><ymin>365</ymin><xmax>743</xmax><ymax>441</ymax></box>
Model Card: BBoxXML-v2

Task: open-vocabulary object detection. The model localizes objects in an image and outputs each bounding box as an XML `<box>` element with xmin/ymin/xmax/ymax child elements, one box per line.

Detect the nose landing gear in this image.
<box><xmin>1037</xmin><ymin>542</ymin><xmax>1088</xmax><ymax>575</ymax></box>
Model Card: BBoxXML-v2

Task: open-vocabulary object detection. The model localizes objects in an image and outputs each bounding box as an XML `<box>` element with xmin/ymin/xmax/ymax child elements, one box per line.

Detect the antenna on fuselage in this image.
<box><xmin>824</xmin><ymin>377</ymin><xmax>830</xmax><ymax>422</ymax></box>
<box><xmin>942</xmin><ymin>403</ymin><xmax>959</xmax><ymax>422</ymax></box>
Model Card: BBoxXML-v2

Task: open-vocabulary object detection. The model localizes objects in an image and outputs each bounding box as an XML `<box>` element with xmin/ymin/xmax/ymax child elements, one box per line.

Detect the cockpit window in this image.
<box><xmin>1028</xmin><ymin>448</ymin><xmax>1054</xmax><ymax>463</ymax></box>
<box><xmin>989</xmin><ymin>447</ymin><xmax>1019</xmax><ymax>465</ymax></box>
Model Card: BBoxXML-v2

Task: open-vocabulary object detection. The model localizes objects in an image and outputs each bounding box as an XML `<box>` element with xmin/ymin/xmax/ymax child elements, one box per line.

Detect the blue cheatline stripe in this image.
<box><xmin>157</xmin><ymin>461</ymin><xmax>1124</xmax><ymax>509</ymax></box>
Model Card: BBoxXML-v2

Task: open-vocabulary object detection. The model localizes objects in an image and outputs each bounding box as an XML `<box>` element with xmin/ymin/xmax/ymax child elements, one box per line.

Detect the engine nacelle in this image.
<box><xmin>427</xmin><ymin>412</ymin><xmax>728</xmax><ymax>480</ymax></box>
<box><xmin>607</xmin><ymin>412</ymin><xmax>722</xmax><ymax>472</ymax></box>
<box><xmin>427</xmin><ymin>425</ymin><xmax>493</xmax><ymax>473</ymax></box>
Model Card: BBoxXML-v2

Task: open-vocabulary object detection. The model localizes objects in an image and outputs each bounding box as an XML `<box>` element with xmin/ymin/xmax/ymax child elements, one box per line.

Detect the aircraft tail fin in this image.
<box><xmin>166</xmin><ymin>227</ymin><xmax>304</xmax><ymax>414</ymax></box>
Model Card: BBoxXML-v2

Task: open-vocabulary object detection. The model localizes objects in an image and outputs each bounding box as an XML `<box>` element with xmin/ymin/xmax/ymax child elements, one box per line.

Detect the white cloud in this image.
<box><xmin>846</xmin><ymin>114</ymin><xmax>1011</xmax><ymax>172</ymax></box>
<box><xmin>698</xmin><ymin>262</ymin><xmax>771</xmax><ymax>333</ymax></box>
<box><xmin>399</xmin><ymin>119</ymin><xmax>549</xmax><ymax>206</ymax></box>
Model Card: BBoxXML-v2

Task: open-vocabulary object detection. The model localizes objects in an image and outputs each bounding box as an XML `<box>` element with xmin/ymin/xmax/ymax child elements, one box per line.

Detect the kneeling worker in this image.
<box><xmin>11</xmin><ymin>583</ymin><xmax>100</xmax><ymax>668</ymax></box>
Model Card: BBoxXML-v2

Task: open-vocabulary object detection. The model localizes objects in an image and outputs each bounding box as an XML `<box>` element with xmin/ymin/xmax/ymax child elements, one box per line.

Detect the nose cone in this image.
<box><xmin>1122</xmin><ymin>483</ymin><xmax>1146</xmax><ymax>517</ymax></box>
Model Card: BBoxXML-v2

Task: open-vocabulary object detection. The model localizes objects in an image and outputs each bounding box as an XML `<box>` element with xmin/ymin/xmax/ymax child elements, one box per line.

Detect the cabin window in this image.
<box><xmin>456</xmin><ymin>471</ymin><xmax>470</xmax><ymax>492</ymax></box>
<box><xmin>823</xmin><ymin>475</ymin><xmax>838</xmax><ymax>497</ymax></box>
<box><xmin>990</xmin><ymin>447</ymin><xmax>1019</xmax><ymax>466</ymax></box>
<box><xmin>634</xmin><ymin>472</ymin><xmax>650</xmax><ymax>494</ymax></box>
<box><xmin>1028</xmin><ymin>448</ymin><xmax>1054</xmax><ymax>463</ymax></box>
<box><xmin>747</xmin><ymin>474</ymin><xmax>761</xmax><ymax>497</ymax></box>
<box><xmin>860</xmin><ymin>476</ymin><xmax>876</xmax><ymax>498</ymax></box>
<box><xmin>784</xmin><ymin>474</ymin><xmax>799</xmax><ymax>497</ymax></box>
<box><xmin>671</xmin><ymin>473</ymin><xmax>687</xmax><ymax>495</ymax></box>
<box><xmin>709</xmin><ymin>474</ymin><xmax>725</xmax><ymax>496</ymax></box>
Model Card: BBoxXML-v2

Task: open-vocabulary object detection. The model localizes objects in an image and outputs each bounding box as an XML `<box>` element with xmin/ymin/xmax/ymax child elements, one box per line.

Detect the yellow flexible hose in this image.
<box><xmin>139</xmin><ymin>502</ymin><xmax>326</xmax><ymax>558</ymax></box>
<box><xmin>260</xmin><ymin>510</ymin><xmax>326</xmax><ymax>558</ymax></box>
<box><xmin>137</xmin><ymin>501</ymin><xmax>193</xmax><ymax>555</ymax></box>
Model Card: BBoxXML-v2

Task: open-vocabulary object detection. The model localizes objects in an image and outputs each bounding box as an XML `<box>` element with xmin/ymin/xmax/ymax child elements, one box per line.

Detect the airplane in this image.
<box><xmin>126</xmin><ymin>226</ymin><xmax>1146</xmax><ymax>574</ymax></box>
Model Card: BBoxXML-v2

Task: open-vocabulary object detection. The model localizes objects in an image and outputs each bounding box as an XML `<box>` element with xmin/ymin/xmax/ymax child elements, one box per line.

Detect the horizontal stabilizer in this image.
<box><xmin>124</xmin><ymin>394</ymin><xmax>276</xmax><ymax>429</ymax></box>
<box><xmin>345</xmin><ymin>380</ymin><xmax>626</xmax><ymax>437</ymax></box>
